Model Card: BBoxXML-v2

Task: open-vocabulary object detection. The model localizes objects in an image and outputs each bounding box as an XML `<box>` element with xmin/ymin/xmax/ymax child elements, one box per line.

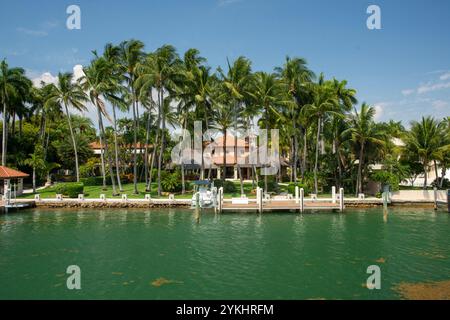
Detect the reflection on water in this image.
<box><xmin>0</xmin><ymin>207</ymin><xmax>449</xmax><ymax>299</ymax></box>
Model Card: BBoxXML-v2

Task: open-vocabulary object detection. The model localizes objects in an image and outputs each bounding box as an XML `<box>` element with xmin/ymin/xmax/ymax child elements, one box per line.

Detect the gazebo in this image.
<box><xmin>0</xmin><ymin>166</ymin><xmax>29</xmax><ymax>199</ymax></box>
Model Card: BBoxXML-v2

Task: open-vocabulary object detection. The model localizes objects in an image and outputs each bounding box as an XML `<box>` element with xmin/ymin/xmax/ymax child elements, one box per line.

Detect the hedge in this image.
<box><xmin>287</xmin><ymin>182</ymin><xmax>310</xmax><ymax>195</ymax></box>
<box><xmin>213</xmin><ymin>180</ymin><xmax>237</xmax><ymax>194</ymax></box>
<box><xmin>54</xmin><ymin>182</ymin><xmax>84</xmax><ymax>198</ymax></box>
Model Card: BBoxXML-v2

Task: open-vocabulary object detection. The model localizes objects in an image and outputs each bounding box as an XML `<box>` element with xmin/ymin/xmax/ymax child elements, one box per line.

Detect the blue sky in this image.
<box><xmin>1</xmin><ymin>0</ymin><xmax>449</xmax><ymax>125</ymax></box>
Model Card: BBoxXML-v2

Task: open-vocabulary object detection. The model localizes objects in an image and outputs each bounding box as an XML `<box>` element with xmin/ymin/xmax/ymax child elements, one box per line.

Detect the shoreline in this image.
<box><xmin>3</xmin><ymin>198</ymin><xmax>442</xmax><ymax>210</ymax></box>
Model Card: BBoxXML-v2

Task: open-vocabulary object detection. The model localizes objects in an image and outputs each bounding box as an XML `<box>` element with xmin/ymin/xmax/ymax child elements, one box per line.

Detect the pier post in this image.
<box><xmin>258</xmin><ymin>187</ymin><xmax>263</xmax><ymax>214</ymax></box>
<box><xmin>295</xmin><ymin>186</ymin><xmax>299</xmax><ymax>204</ymax></box>
<box><xmin>332</xmin><ymin>186</ymin><xmax>336</xmax><ymax>204</ymax></box>
<box><xmin>218</xmin><ymin>187</ymin><xmax>223</xmax><ymax>213</ymax></box>
<box><xmin>433</xmin><ymin>187</ymin><xmax>438</xmax><ymax>210</ymax></box>
<box><xmin>339</xmin><ymin>188</ymin><xmax>344</xmax><ymax>212</ymax></box>
<box><xmin>300</xmin><ymin>188</ymin><xmax>304</xmax><ymax>213</ymax></box>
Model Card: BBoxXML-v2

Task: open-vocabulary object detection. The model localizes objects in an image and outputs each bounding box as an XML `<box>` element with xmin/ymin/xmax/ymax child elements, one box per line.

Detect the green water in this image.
<box><xmin>0</xmin><ymin>208</ymin><xmax>449</xmax><ymax>299</ymax></box>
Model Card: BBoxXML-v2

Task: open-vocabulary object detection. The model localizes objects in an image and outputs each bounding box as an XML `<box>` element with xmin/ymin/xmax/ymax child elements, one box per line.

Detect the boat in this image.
<box><xmin>191</xmin><ymin>180</ymin><xmax>217</xmax><ymax>209</ymax></box>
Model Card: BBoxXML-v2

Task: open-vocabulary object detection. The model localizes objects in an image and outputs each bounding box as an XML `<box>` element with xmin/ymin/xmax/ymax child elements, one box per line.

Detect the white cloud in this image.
<box><xmin>417</xmin><ymin>81</ymin><xmax>450</xmax><ymax>94</ymax></box>
<box><xmin>373</xmin><ymin>102</ymin><xmax>388</xmax><ymax>121</ymax></box>
<box><xmin>432</xmin><ymin>100</ymin><xmax>449</xmax><ymax>110</ymax></box>
<box><xmin>440</xmin><ymin>72</ymin><xmax>450</xmax><ymax>81</ymax></box>
<box><xmin>30</xmin><ymin>71</ymin><xmax>57</xmax><ymax>88</ymax></box>
<box><xmin>73</xmin><ymin>64</ymin><xmax>85</xmax><ymax>81</ymax></box>
<box><xmin>401</xmin><ymin>89</ymin><xmax>414</xmax><ymax>96</ymax></box>
<box><xmin>17</xmin><ymin>27</ymin><xmax>48</xmax><ymax>37</ymax></box>
<box><xmin>218</xmin><ymin>0</ymin><xmax>242</xmax><ymax>6</ymax></box>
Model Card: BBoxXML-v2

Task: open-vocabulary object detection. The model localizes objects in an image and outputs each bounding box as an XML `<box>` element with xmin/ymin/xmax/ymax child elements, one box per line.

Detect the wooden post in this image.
<box><xmin>218</xmin><ymin>187</ymin><xmax>223</xmax><ymax>213</ymax></box>
<box><xmin>433</xmin><ymin>187</ymin><xmax>438</xmax><ymax>211</ymax></box>
<box><xmin>258</xmin><ymin>187</ymin><xmax>263</xmax><ymax>214</ymax></box>
<box><xmin>339</xmin><ymin>188</ymin><xmax>344</xmax><ymax>212</ymax></box>
<box><xmin>332</xmin><ymin>186</ymin><xmax>336</xmax><ymax>204</ymax></box>
<box><xmin>295</xmin><ymin>186</ymin><xmax>299</xmax><ymax>204</ymax></box>
<box><xmin>300</xmin><ymin>188</ymin><xmax>304</xmax><ymax>213</ymax></box>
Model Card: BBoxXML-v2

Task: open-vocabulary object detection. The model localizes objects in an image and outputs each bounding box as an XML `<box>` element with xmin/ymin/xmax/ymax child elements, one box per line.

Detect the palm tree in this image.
<box><xmin>405</xmin><ymin>116</ymin><xmax>444</xmax><ymax>189</ymax></box>
<box><xmin>251</xmin><ymin>72</ymin><xmax>284</xmax><ymax>192</ymax></box>
<box><xmin>345</xmin><ymin>103</ymin><xmax>385</xmax><ymax>194</ymax></box>
<box><xmin>220</xmin><ymin>57</ymin><xmax>253</xmax><ymax>195</ymax></box>
<box><xmin>302</xmin><ymin>79</ymin><xmax>340</xmax><ymax>194</ymax></box>
<box><xmin>211</xmin><ymin>104</ymin><xmax>236</xmax><ymax>182</ymax></box>
<box><xmin>24</xmin><ymin>145</ymin><xmax>45</xmax><ymax>193</ymax></box>
<box><xmin>100</xmin><ymin>43</ymin><xmax>128</xmax><ymax>192</ymax></box>
<box><xmin>135</xmin><ymin>45</ymin><xmax>182</xmax><ymax>196</ymax></box>
<box><xmin>0</xmin><ymin>59</ymin><xmax>31</xmax><ymax>166</ymax></box>
<box><xmin>119</xmin><ymin>39</ymin><xmax>145</xmax><ymax>194</ymax></box>
<box><xmin>275</xmin><ymin>56</ymin><xmax>314</xmax><ymax>182</ymax></box>
<box><xmin>80</xmin><ymin>57</ymin><xmax>119</xmax><ymax>195</ymax></box>
<box><xmin>46</xmin><ymin>72</ymin><xmax>88</xmax><ymax>182</ymax></box>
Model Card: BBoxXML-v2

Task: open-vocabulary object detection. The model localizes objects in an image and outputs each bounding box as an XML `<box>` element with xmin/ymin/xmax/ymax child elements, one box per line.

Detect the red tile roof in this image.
<box><xmin>0</xmin><ymin>166</ymin><xmax>29</xmax><ymax>179</ymax></box>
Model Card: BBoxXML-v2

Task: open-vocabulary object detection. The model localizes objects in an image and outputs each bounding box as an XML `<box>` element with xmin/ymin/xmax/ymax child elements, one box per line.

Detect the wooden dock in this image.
<box><xmin>217</xmin><ymin>186</ymin><xmax>345</xmax><ymax>213</ymax></box>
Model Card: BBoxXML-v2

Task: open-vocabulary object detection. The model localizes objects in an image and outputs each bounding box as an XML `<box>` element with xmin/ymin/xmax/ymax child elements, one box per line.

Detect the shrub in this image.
<box><xmin>213</xmin><ymin>180</ymin><xmax>237</xmax><ymax>194</ymax></box>
<box><xmin>258</xmin><ymin>177</ymin><xmax>279</xmax><ymax>193</ymax></box>
<box><xmin>370</xmin><ymin>171</ymin><xmax>400</xmax><ymax>191</ymax></box>
<box><xmin>54</xmin><ymin>182</ymin><xmax>84</xmax><ymax>198</ymax></box>
<box><xmin>161</xmin><ymin>171</ymin><xmax>182</xmax><ymax>193</ymax></box>
<box><xmin>287</xmin><ymin>182</ymin><xmax>310</xmax><ymax>195</ymax></box>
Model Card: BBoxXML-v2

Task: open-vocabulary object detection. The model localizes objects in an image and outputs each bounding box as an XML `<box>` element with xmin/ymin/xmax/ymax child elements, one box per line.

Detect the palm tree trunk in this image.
<box><xmin>98</xmin><ymin>107</ymin><xmax>118</xmax><ymax>195</ymax></box>
<box><xmin>144</xmin><ymin>110</ymin><xmax>151</xmax><ymax>188</ymax></box>
<box><xmin>146</xmin><ymin>115</ymin><xmax>160</xmax><ymax>192</ymax></box>
<box><xmin>157</xmin><ymin>89</ymin><xmax>165</xmax><ymax>196</ymax></box>
<box><xmin>293</xmin><ymin>120</ymin><xmax>298</xmax><ymax>183</ymax></box>
<box><xmin>222</xmin><ymin>129</ymin><xmax>227</xmax><ymax>183</ymax></box>
<box><xmin>112</xmin><ymin>104</ymin><xmax>123</xmax><ymax>192</ymax></box>
<box><xmin>357</xmin><ymin>142</ymin><xmax>365</xmax><ymax>195</ymax></box>
<box><xmin>2</xmin><ymin>101</ymin><xmax>7</xmax><ymax>166</ymax></box>
<box><xmin>423</xmin><ymin>159</ymin><xmax>428</xmax><ymax>190</ymax></box>
<box><xmin>433</xmin><ymin>160</ymin><xmax>439</xmax><ymax>187</ymax></box>
<box><xmin>264</xmin><ymin>106</ymin><xmax>269</xmax><ymax>193</ymax></box>
<box><xmin>32</xmin><ymin>167</ymin><xmax>36</xmax><ymax>193</ymax></box>
<box><xmin>301</xmin><ymin>129</ymin><xmax>307</xmax><ymax>180</ymax></box>
<box><xmin>440</xmin><ymin>167</ymin><xmax>446</xmax><ymax>188</ymax></box>
<box><xmin>64</xmin><ymin>103</ymin><xmax>80</xmax><ymax>182</ymax></box>
<box><xmin>314</xmin><ymin>117</ymin><xmax>321</xmax><ymax>194</ymax></box>
<box><xmin>131</xmin><ymin>96</ymin><xmax>139</xmax><ymax>194</ymax></box>
<box><xmin>96</xmin><ymin>107</ymin><xmax>107</xmax><ymax>190</ymax></box>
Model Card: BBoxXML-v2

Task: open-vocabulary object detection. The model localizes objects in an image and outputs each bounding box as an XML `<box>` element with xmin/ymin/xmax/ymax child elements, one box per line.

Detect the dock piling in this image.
<box><xmin>295</xmin><ymin>186</ymin><xmax>299</xmax><ymax>204</ymax></box>
<box><xmin>339</xmin><ymin>188</ymin><xmax>344</xmax><ymax>212</ymax></box>
<box><xmin>300</xmin><ymin>188</ymin><xmax>304</xmax><ymax>213</ymax></box>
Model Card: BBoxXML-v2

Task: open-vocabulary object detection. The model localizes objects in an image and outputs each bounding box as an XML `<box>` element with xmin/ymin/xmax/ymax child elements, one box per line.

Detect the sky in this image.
<box><xmin>1</xmin><ymin>0</ymin><xmax>449</xmax><ymax>126</ymax></box>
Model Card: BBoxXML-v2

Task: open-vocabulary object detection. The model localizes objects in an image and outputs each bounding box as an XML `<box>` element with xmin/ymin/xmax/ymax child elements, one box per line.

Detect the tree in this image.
<box><xmin>80</xmin><ymin>57</ymin><xmax>120</xmax><ymax>195</ymax></box>
<box><xmin>220</xmin><ymin>57</ymin><xmax>253</xmax><ymax>195</ymax></box>
<box><xmin>302</xmin><ymin>79</ymin><xmax>340</xmax><ymax>194</ymax></box>
<box><xmin>0</xmin><ymin>59</ymin><xmax>32</xmax><ymax>166</ymax></box>
<box><xmin>24</xmin><ymin>145</ymin><xmax>45</xmax><ymax>193</ymax></box>
<box><xmin>119</xmin><ymin>39</ymin><xmax>145</xmax><ymax>194</ymax></box>
<box><xmin>251</xmin><ymin>72</ymin><xmax>284</xmax><ymax>192</ymax></box>
<box><xmin>345</xmin><ymin>103</ymin><xmax>385</xmax><ymax>194</ymax></box>
<box><xmin>46</xmin><ymin>72</ymin><xmax>88</xmax><ymax>182</ymax></box>
<box><xmin>211</xmin><ymin>104</ymin><xmax>237</xmax><ymax>182</ymax></box>
<box><xmin>405</xmin><ymin>116</ymin><xmax>443</xmax><ymax>189</ymax></box>
<box><xmin>275</xmin><ymin>56</ymin><xmax>314</xmax><ymax>182</ymax></box>
<box><xmin>135</xmin><ymin>45</ymin><xmax>182</xmax><ymax>196</ymax></box>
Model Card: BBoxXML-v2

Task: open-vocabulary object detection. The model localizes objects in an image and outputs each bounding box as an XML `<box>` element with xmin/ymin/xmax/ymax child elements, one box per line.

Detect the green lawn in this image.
<box><xmin>20</xmin><ymin>181</ymin><xmax>275</xmax><ymax>200</ymax></box>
